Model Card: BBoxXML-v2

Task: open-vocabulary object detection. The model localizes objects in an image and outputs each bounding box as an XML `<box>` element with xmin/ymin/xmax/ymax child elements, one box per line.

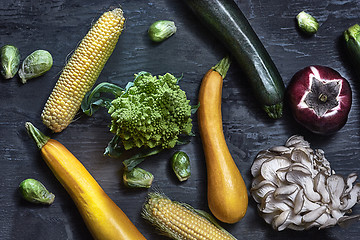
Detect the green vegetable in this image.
<box><xmin>81</xmin><ymin>82</ymin><xmax>125</xmax><ymax>116</ymax></box>
<box><xmin>296</xmin><ymin>11</ymin><xmax>319</xmax><ymax>34</ymax></box>
<box><xmin>344</xmin><ymin>24</ymin><xmax>360</xmax><ymax>75</ymax></box>
<box><xmin>18</xmin><ymin>49</ymin><xmax>53</xmax><ymax>84</ymax></box>
<box><xmin>82</xmin><ymin>71</ymin><xmax>198</xmax><ymax>168</ymax></box>
<box><xmin>183</xmin><ymin>0</ymin><xmax>285</xmax><ymax>119</ymax></box>
<box><xmin>19</xmin><ymin>178</ymin><xmax>55</xmax><ymax>205</ymax></box>
<box><xmin>109</xmin><ymin>72</ymin><xmax>193</xmax><ymax>150</ymax></box>
<box><xmin>100</xmin><ymin>72</ymin><xmax>193</xmax><ymax>148</ymax></box>
<box><xmin>148</xmin><ymin>20</ymin><xmax>176</xmax><ymax>42</ymax></box>
<box><xmin>171</xmin><ymin>151</ymin><xmax>191</xmax><ymax>181</ymax></box>
<box><xmin>123</xmin><ymin>167</ymin><xmax>154</xmax><ymax>188</ymax></box>
<box><xmin>0</xmin><ymin>45</ymin><xmax>20</xmax><ymax>79</ymax></box>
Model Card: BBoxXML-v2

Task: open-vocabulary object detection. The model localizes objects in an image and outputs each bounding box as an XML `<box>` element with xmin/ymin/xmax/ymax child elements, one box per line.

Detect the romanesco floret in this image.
<box><xmin>108</xmin><ymin>72</ymin><xmax>193</xmax><ymax>150</ymax></box>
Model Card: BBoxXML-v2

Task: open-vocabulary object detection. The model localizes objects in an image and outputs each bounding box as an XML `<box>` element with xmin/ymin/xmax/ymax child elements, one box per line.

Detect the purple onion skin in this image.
<box><xmin>286</xmin><ymin>65</ymin><xmax>352</xmax><ymax>135</ymax></box>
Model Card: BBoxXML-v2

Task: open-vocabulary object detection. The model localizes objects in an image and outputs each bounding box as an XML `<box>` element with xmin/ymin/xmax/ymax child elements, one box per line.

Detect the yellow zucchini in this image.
<box><xmin>25</xmin><ymin>122</ymin><xmax>146</xmax><ymax>240</ymax></box>
<box><xmin>198</xmin><ymin>57</ymin><xmax>248</xmax><ymax>223</ymax></box>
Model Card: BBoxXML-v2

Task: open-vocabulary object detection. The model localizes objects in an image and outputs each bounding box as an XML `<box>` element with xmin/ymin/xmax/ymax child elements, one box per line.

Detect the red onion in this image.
<box><xmin>286</xmin><ymin>65</ymin><xmax>352</xmax><ymax>134</ymax></box>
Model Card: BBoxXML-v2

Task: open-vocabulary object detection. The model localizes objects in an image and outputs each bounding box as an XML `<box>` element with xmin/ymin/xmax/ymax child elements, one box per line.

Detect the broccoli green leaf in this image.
<box><xmin>104</xmin><ymin>135</ymin><xmax>124</xmax><ymax>158</ymax></box>
<box><xmin>82</xmin><ymin>71</ymin><xmax>197</xmax><ymax>166</ymax></box>
<box><xmin>81</xmin><ymin>82</ymin><xmax>124</xmax><ymax>116</ymax></box>
<box><xmin>104</xmin><ymin>135</ymin><xmax>163</xmax><ymax>170</ymax></box>
<box><xmin>122</xmin><ymin>147</ymin><xmax>163</xmax><ymax>171</ymax></box>
<box><xmin>191</xmin><ymin>102</ymin><xmax>200</xmax><ymax>115</ymax></box>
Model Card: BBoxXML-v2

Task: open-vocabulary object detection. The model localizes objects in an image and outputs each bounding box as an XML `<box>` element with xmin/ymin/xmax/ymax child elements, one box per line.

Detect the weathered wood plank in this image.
<box><xmin>0</xmin><ymin>0</ymin><xmax>359</xmax><ymax>239</ymax></box>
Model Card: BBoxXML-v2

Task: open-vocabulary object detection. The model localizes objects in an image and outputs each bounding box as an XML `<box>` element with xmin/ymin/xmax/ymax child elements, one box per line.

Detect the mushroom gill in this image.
<box><xmin>250</xmin><ymin>135</ymin><xmax>360</xmax><ymax>231</ymax></box>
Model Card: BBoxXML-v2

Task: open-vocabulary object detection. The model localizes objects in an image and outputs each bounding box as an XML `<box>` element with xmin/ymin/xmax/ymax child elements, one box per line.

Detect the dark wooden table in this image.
<box><xmin>1</xmin><ymin>0</ymin><xmax>359</xmax><ymax>239</ymax></box>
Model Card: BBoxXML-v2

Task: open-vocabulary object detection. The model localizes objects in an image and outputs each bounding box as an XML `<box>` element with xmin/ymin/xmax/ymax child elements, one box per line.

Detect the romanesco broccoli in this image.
<box><xmin>108</xmin><ymin>72</ymin><xmax>193</xmax><ymax>150</ymax></box>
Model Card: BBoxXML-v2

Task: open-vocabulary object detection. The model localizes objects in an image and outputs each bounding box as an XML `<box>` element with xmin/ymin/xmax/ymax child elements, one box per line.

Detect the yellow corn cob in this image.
<box><xmin>41</xmin><ymin>8</ymin><xmax>125</xmax><ymax>132</ymax></box>
<box><xmin>142</xmin><ymin>192</ymin><xmax>237</xmax><ymax>240</ymax></box>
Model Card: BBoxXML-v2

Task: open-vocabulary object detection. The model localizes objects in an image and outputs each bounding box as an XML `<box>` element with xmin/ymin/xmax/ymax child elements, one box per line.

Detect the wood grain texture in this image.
<box><xmin>0</xmin><ymin>0</ymin><xmax>359</xmax><ymax>239</ymax></box>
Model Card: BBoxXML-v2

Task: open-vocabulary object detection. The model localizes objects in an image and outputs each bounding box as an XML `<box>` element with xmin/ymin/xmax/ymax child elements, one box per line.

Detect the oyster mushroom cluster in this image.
<box><xmin>250</xmin><ymin>135</ymin><xmax>360</xmax><ymax>231</ymax></box>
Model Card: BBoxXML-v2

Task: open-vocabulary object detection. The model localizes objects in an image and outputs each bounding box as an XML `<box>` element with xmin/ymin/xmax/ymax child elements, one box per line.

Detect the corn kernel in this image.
<box><xmin>41</xmin><ymin>8</ymin><xmax>125</xmax><ymax>132</ymax></box>
<box><xmin>142</xmin><ymin>193</ymin><xmax>236</xmax><ymax>240</ymax></box>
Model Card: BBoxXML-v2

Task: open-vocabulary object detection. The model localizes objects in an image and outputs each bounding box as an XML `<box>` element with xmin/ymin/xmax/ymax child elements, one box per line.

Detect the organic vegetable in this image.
<box><xmin>148</xmin><ymin>20</ymin><xmax>176</xmax><ymax>42</ymax></box>
<box><xmin>41</xmin><ymin>8</ymin><xmax>125</xmax><ymax>133</ymax></box>
<box><xmin>123</xmin><ymin>167</ymin><xmax>154</xmax><ymax>188</ymax></box>
<box><xmin>183</xmin><ymin>0</ymin><xmax>285</xmax><ymax>119</ymax></box>
<box><xmin>286</xmin><ymin>65</ymin><xmax>352</xmax><ymax>135</ymax></box>
<box><xmin>296</xmin><ymin>11</ymin><xmax>319</xmax><ymax>35</ymax></box>
<box><xmin>82</xmin><ymin>71</ymin><xmax>197</xmax><ymax>168</ymax></box>
<box><xmin>198</xmin><ymin>57</ymin><xmax>248</xmax><ymax>224</ymax></box>
<box><xmin>0</xmin><ymin>44</ymin><xmax>20</xmax><ymax>79</ymax></box>
<box><xmin>344</xmin><ymin>24</ymin><xmax>360</xmax><ymax>75</ymax></box>
<box><xmin>171</xmin><ymin>151</ymin><xmax>191</xmax><ymax>181</ymax></box>
<box><xmin>18</xmin><ymin>50</ymin><xmax>53</xmax><ymax>84</ymax></box>
<box><xmin>25</xmin><ymin>122</ymin><xmax>146</xmax><ymax>240</ymax></box>
<box><xmin>142</xmin><ymin>192</ymin><xmax>237</xmax><ymax>240</ymax></box>
<box><xmin>250</xmin><ymin>135</ymin><xmax>360</xmax><ymax>231</ymax></box>
<box><xmin>108</xmin><ymin>72</ymin><xmax>194</xmax><ymax>150</ymax></box>
<box><xmin>19</xmin><ymin>178</ymin><xmax>55</xmax><ymax>205</ymax></box>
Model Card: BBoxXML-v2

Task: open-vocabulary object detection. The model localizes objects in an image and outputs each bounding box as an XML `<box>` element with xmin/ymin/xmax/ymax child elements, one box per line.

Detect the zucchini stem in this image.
<box><xmin>344</xmin><ymin>24</ymin><xmax>360</xmax><ymax>71</ymax></box>
<box><xmin>264</xmin><ymin>103</ymin><xmax>283</xmax><ymax>119</ymax></box>
<box><xmin>212</xmin><ymin>56</ymin><xmax>231</xmax><ymax>79</ymax></box>
<box><xmin>344</xmin><ymin>24</ymin><xmax>360</xmax><ymax>42</ymax></box>
<box><xmin>25</xmin><ymin>122</ymin><xmax>50</xmax><ymax>150</ymax></box>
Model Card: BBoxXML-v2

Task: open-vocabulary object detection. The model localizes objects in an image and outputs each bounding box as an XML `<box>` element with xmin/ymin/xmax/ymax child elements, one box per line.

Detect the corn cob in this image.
<box><xmin>142</xmin><ymin>192</ymin><xmax>237</xmax><ymax>240</ymax></box>
<box><xmin>41</xmin><ymin>8</ymin><xmax>125</xmax><ymax>132</ymax></box>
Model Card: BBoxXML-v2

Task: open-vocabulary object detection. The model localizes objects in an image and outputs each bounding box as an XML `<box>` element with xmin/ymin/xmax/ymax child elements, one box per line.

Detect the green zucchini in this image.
<box><xmin>183</xmin><ymin>0</ymin><xmax>285</xmax><ymax>119</ymax></box>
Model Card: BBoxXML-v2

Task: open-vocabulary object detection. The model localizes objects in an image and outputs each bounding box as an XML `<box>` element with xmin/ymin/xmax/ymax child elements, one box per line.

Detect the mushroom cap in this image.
<box><xmin>251</xmin><ymin>135</ymin><xmax>360</xmax><ymax>231</ymax></box>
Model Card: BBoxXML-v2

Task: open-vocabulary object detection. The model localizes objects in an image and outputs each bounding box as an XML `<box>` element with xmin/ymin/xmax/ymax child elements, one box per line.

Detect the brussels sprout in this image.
<box><xmin>19</xmin><ymin>178</ymin><xmax>55</xmax><ymax>205</ymax></box>
<box><xmin>296</xmin><ymin>11</ymin><xmax>319</xmax><ymax>35</ymax></box>
<box><xmin>148</xmin><ymin>20</ymin><xmax>176</xmax><ymax>42</ymax></box>
<box><xmin>123</xmin><ymin>167</ymin><xmax>154</xmax><ymax>188</ymax></box>
<box><xmin>18</xmin><ymin>49</ymin><xmax>53</xmax><ymax>84</ymax></box>
<box><xmin>171</xmin><ymin>151</ymin><xmax>191</xmax><ymax>182</ymax></box>
<box><xmin>0</xmin><ymin>45</ymin><xmax>20</xmax><ymax>79</ymax></box>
